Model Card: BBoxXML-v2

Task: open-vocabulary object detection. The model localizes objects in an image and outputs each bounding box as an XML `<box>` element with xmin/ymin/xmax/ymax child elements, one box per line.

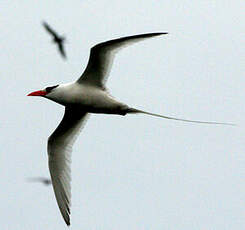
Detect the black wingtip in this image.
<box><xmin>155</xmin><ymin>32</ymin><xmax>168</xmax><ymax>35</ymax></box>
<box><xmin>150</xmin><ymin>32</ymin><xmax>168</xmax><ymax>37</ymax></box>
<box><xmin>64</xmin><ymin>217</ymin><xmax>70</xmax><ymax>226</ymax></box>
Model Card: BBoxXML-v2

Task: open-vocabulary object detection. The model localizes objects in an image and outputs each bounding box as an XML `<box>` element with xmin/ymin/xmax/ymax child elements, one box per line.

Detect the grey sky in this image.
<box><xmin>1</xmin><ymin>0</ymin><xmax>244</xmax><ymax>229</ymax></box>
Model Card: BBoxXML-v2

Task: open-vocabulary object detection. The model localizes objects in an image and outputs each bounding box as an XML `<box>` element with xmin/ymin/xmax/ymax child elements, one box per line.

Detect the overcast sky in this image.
<box><xmin>1</xmin><ymin>0</ymin><xmax>245</xmax><ymax>229</ymax></box>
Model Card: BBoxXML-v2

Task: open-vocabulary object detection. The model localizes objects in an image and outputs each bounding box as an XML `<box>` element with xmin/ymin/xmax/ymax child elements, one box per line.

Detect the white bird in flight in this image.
<box><xmin>28</xmin><ymin>32</ymin><xmax>233</xmax><ymax>226</ymax></box>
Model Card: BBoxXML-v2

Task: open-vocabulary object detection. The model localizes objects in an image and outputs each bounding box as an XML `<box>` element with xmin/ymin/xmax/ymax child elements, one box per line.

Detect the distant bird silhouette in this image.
<box><xmin>42</xmin><ymin>21</ymin><xmax>66</xmax><ymax>59</ymax></box>
<box><xmin>27</xmin><ymin>177</ymin><xmax>52</xmax><ymax>186</ymax></box>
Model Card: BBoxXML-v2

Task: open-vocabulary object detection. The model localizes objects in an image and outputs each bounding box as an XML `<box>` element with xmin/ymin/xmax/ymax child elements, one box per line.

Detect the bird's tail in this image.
<box><xmin>126</xmin><ymin>107</ymin><xmax>235</xmax><ymax>126</ymax></box>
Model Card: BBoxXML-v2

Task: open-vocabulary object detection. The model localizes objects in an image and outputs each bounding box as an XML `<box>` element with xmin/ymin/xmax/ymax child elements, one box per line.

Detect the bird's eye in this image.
<box><xmin>46</xmin><ymin>85</ymin><xmax>59</xmax><ymax>93</ymax></box>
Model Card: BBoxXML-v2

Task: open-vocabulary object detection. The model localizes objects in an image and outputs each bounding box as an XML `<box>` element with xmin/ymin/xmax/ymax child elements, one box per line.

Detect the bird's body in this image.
<box><xmin>46</xmin><ymin>82</ymin><xmax>128</xmax><ymax>114</ymax></box>
<box><xmin>52</xmin><ymin>36</ymin><xmax>65</xmax><ymax>45</ymax></box>
<box><xmin>28</xmin><ymin>32</ymin><xmax>233</xmax><ymax>226</ymax></box>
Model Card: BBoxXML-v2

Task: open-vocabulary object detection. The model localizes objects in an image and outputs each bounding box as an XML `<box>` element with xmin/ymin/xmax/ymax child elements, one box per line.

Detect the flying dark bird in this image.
<box><xmin>28</xmin><ymin>32</ymin><xmax>234</xmax><ymax>226</ymax></box>
<box><xmin>42</xmin><ymin>21</ymin><xmax>66</xmax><ymax>59</ymax></box>
<box><xmin>27</xmin><ymin>177</ymin><xmax>52</xmax><ymax>186</ymax></box>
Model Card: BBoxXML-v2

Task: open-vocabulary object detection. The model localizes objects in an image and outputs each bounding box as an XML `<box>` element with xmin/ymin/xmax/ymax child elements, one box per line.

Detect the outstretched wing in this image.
<box><xmin>43</xmin><ymin>21</ymin><xmax>59</xmax><ymax>39</ymax></box>
<box><xmin>48</xmin><ymin>107</ymin><xmax>89</xmax><ymax>226</ymax></box>
<box><xmin>77</xmin><ymin>32</ymin><xmax>168</xmax><ymax>88</ymax></box>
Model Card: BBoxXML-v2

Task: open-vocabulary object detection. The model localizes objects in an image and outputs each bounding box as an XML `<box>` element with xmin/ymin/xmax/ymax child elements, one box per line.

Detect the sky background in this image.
<box><xmin>1</xmin><ymin>0</ymin><xmax>245</xmax><ymax>229</ymax></box>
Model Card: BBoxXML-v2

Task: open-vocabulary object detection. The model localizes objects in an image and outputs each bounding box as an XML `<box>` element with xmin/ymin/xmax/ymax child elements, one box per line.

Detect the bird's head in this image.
<box><xmin>28</xmin><ymin>83</ymin><xmax>75</xmax><ymax>106</ymax></box>
<box><xmin>27</xmin><ymin>85</ymin><xmax>59</xmax><ymax>98</ymax></box>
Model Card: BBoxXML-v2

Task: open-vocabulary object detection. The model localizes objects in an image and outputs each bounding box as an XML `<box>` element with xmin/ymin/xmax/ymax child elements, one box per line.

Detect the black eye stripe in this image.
<box><xmin>46</xmin><ymin>85</ymin><xmax>59</xmax><ymax>93</ymax></box>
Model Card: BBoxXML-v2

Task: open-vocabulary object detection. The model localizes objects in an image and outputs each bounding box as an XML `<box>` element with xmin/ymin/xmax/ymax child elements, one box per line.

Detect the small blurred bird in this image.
<box><xmin>27</xmin><ymin>177</ymin><xmax>52</xmax><ymax>186</ymax></box>
<box><xmin>42</xmin><ymin>21</ymin><xmax>67</xmax><ymax>59</ymax></box>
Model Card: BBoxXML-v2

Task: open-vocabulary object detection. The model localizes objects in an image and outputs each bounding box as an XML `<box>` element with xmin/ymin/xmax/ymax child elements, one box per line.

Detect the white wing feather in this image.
<box><xmin>48</xmin><ymin>107</ymin><xmax>89</xmax><ymax>226</ymax></box>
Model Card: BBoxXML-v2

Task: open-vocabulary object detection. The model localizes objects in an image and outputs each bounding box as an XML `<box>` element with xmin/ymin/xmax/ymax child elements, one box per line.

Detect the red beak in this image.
<box><xmin>27</xmin><ymin>90</ymin><xmax>47</xmax><ymax>96</ymax></box>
